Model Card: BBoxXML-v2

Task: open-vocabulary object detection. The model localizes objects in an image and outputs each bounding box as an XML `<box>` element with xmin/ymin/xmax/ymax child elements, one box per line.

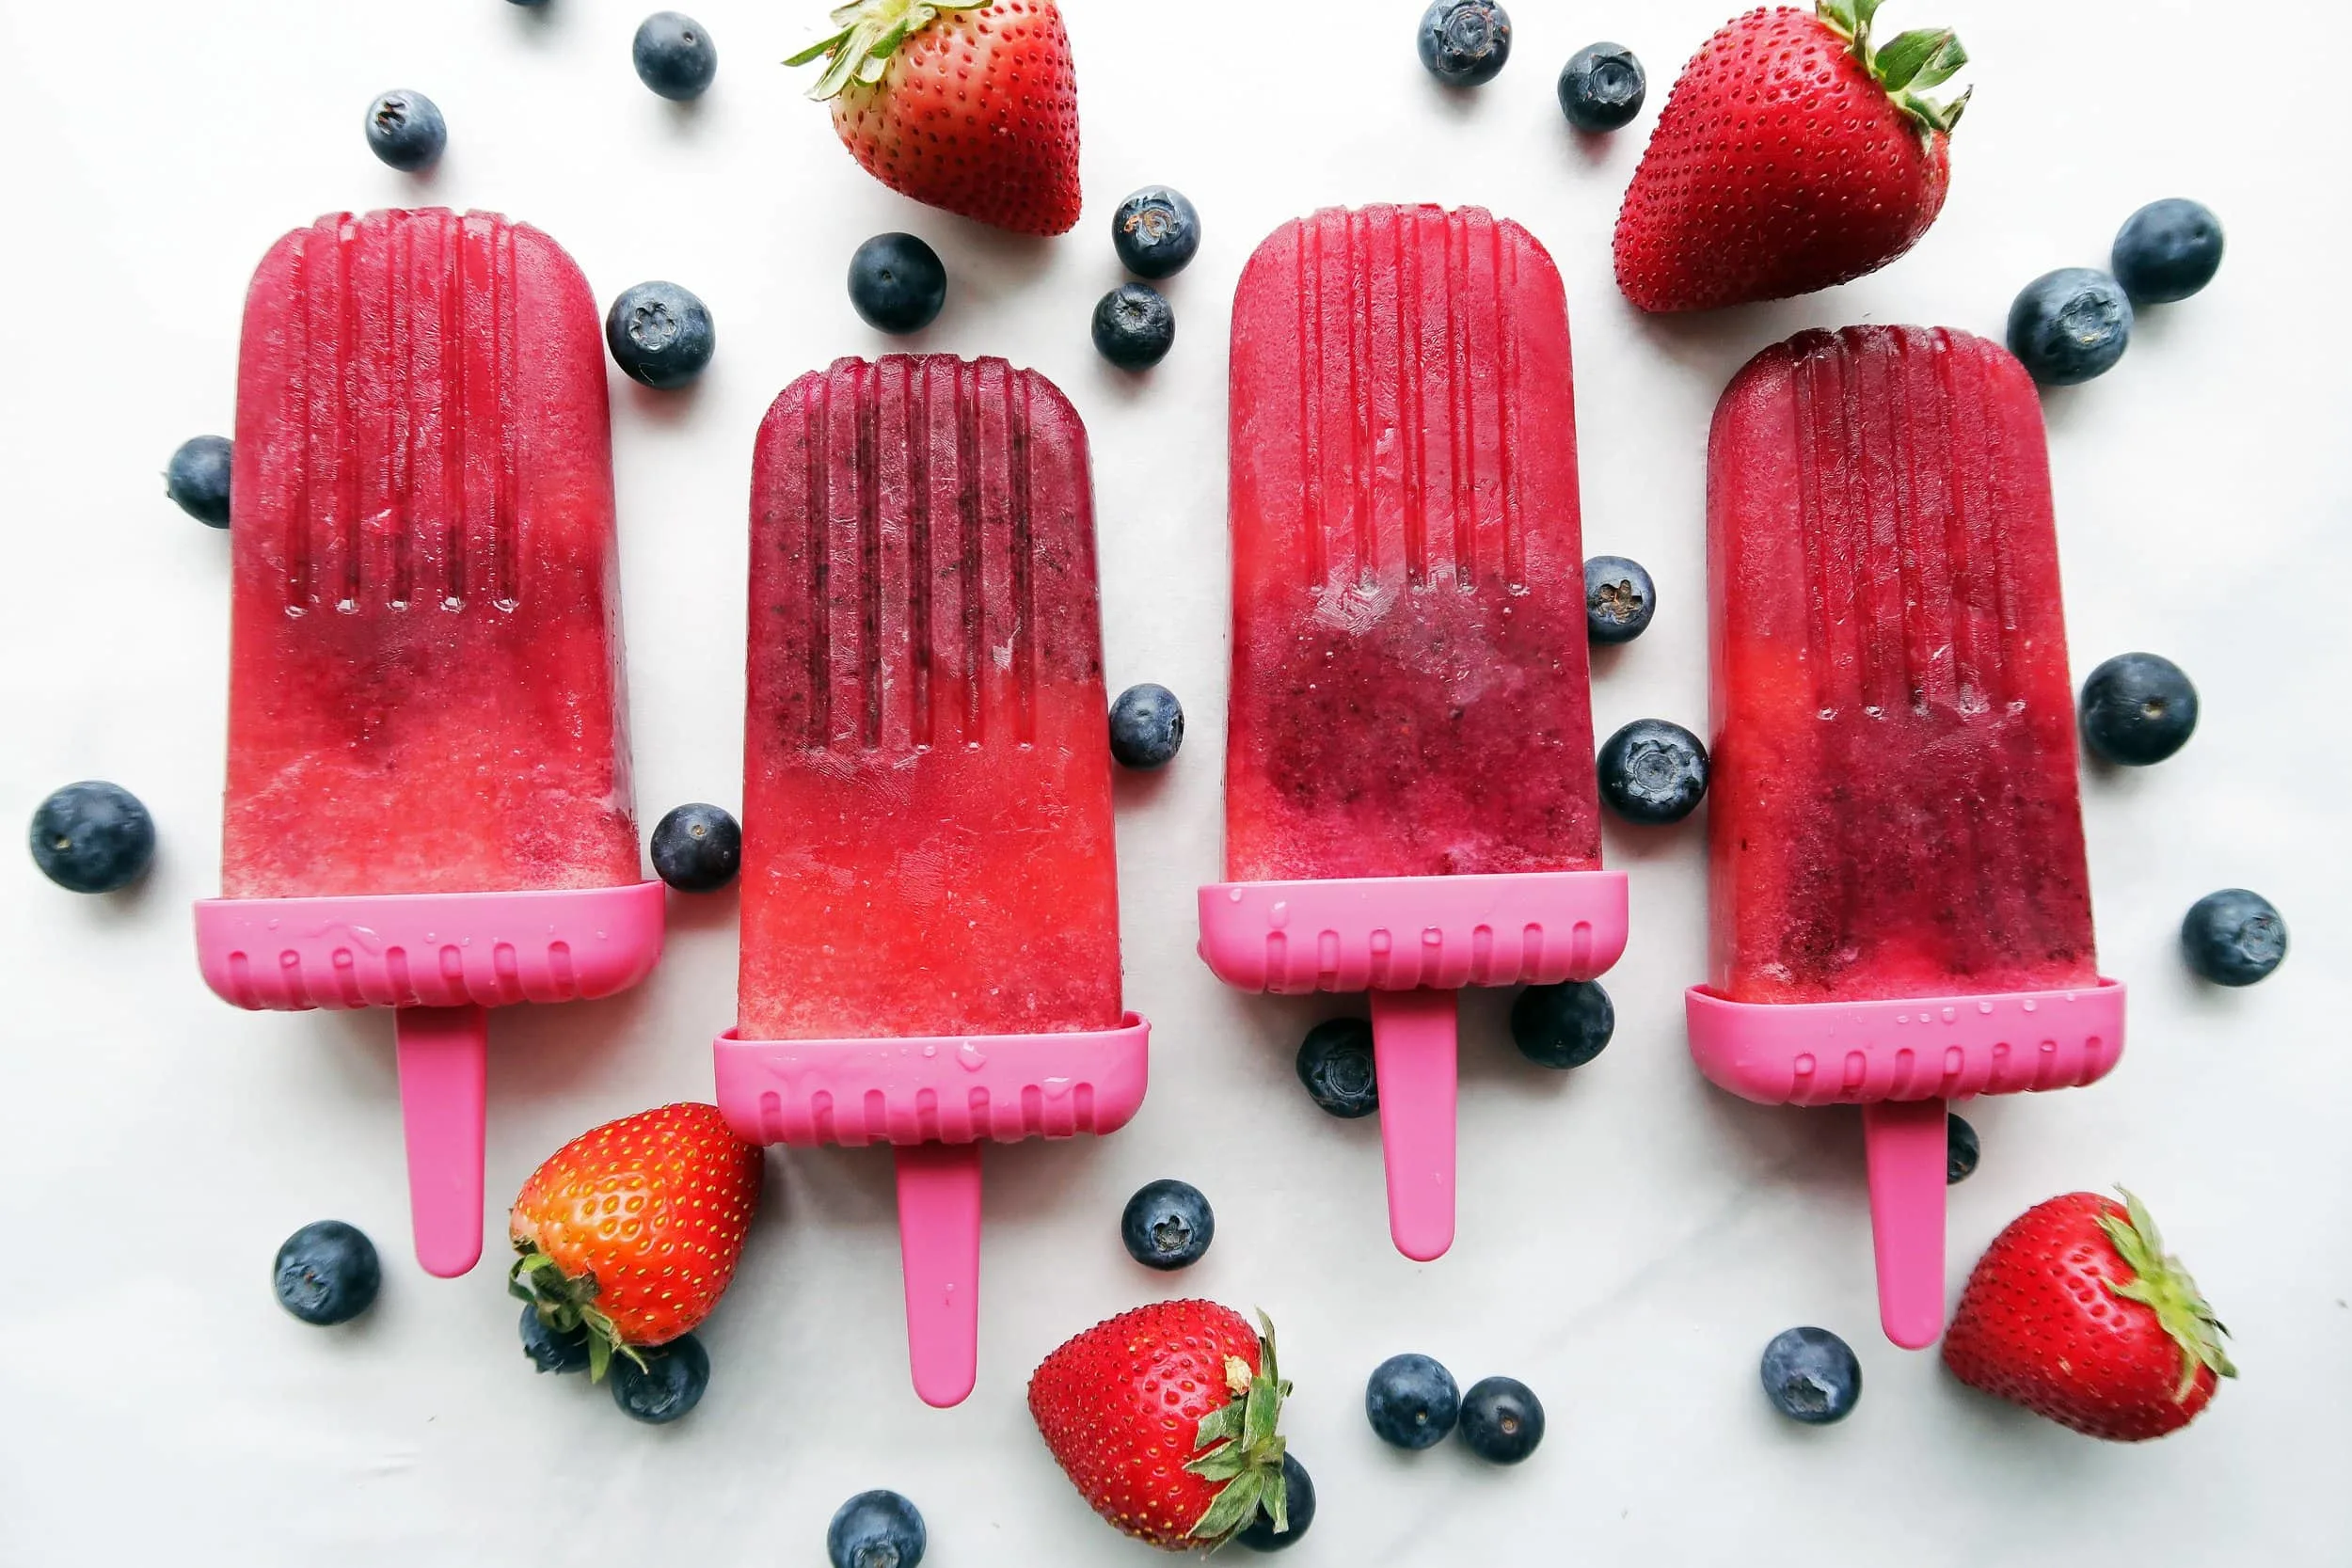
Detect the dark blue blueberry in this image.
<box><xmin>848</xmin><ymin>233</ymin><xmax>947</xmax><ymax>335</ymax></box>
<box><xmin>827</xmin><ymin>1489</ymin><xmax>927</xmax><ymax>1568</ymax></box>
<box><xmin>1509</xmin><ymin>979</ymin><xmax>1613</xmax><ymax>1069</ymax></box>
<box><xmin>1109</xmin><ymin>683</ymin><xmax>1184</xmax><ymax>768</ymax></box>
<box><xmin>606</xmin><ymin>281</ymin><xmax>714</xmax><ymax>388</ymax></box>
<box><xmin>1296</xmin><ymin>1018</ymin><xmax>1378</xmax><ymax>1118</ymax></box>
<box><xmin>2078</xmin><ymin>652</ymin><xmax>2198</xmax><ymax>767</ymax></box>
<box><xmin>1092</xmin><ymin>284</ymin><xmax>1175</xmax><ymax>370</ymax></box>
<box><xmin>365</xmin><ymin>90</ymin><xmax>446</xmax><ymax>172</ymax></box>
<box><xmin>634</xmin><ymin>12</ymin><xmax>718</xmax><ymax>101</ymax></box>
<box><xmin>611</xmin><ymin>1332</ymin><xmax>709</xmax><ymax>1423</ymax></box>
<box><xmin>2007</xmin><ymin>268</ymin><xmax>2132</xmax><ymax>386</ymax></box>
<box><xmin>1759</xmin><ymin>1326</ymin><xmax>1861</xmax><ymax>1425</ymax></box>
<box><xmin>167</xmin><ymin>436</ymin><xmax>233</xmax><ymax>528</ymax></box>
<box><xmin>1558</xmin><ymin>42</ymin><xmax>1645</xmax><ymax>132</ymax></box>
<box><xmin>519</xmin><ymin>1304</ymin><xmax>592</xmax><ymax>1373</ymax></box>
<box><xmin>1418</xmin><ymin>0</ymin><xmax>1511</xmax><ymax>87</ymax></box>
<box><xmin>29</xmin><ymin>781</ymin><xmax>155</xmax><ymax>894</ymax></box>
<box><xmin>1366</xmin><ymin>1353</ymin><xmax>1459</xmax><ymax>1449</ymax></box>
<box><xmin>1457</xmin><ymin>1376</ymin><xmax>1545</xmax><ymax>1464</ymax></box>
<box><xmin>1583</xmin><ymin>554</ymin><xmax>1654</xmax><ymax>644</ymax></box>
<box><xmin>2181</xmin><ymin>889</ymin><xmax>2287</xmax><ymax>987</ymax></box>
<box><xmin>1111</xmin><ymin>187</ymin><xmax>1201</xmax><ymax>280</ymax></box>
<box><xmin>2112</xmin><ymin>199</ymin><xmax>2223</xmax><ymax>306</ymax></box>
<box><xmin>1597</xmin><ymin>719</ymin><xmax>1708</xmax><ymax>825</ymax></box>
<box><xmin>273</xmin><ymin>1221</ymin><xmax>381</xmax><ymax>1326</ymax></box>
<box><xmin>1946</xmin><ymin>1113</ymin><xmax>1979</xmax><ymax>1185</ymax></box>
<box><xmin>1233</xmin><ymin>1452</ymin><xmax>1315</xmax><ymax>1552</ymax></box>
<box><xmin>1120</xmin><ymin>1179</ymin><xmax>1214</xmax><ymax>1271</ymax></box>
<box><xmin>651</xmin><ymin>802</ymin><xmax>741</xmax><ymax>892</ymax></box>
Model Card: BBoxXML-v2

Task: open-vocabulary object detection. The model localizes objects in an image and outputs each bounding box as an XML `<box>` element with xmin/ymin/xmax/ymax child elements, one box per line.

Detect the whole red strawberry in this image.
<box><xmin>1944</xmin><ymin>1189</ymin><xmax>2235</xmax><ymax>1441</ymax></box>
<box><xmin>509</xmin><ymin>1102</ymin><xmax>764</xmax><ymax>1380</ymax></box>
<box><xmin>788</xmin><ymin>0</ymin><xmax>1082</xmax><ymax>236</ymax></box>
<box><xmin>1614</xmin><ymin>1</ymin><xmax>1970</xmax><ymax>312</ymax></box>
<box><xmin>1029</xmin><ymin>1301</ymin><xmax>1295</xmax><ymax>1551</ymax></box>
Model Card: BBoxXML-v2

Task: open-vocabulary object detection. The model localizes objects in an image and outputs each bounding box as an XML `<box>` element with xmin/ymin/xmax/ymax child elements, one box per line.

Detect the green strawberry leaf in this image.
<box><xmin>1194</xmin><ymin>1401</ymin><xmax>1246</xmax><ymax>1450</ymax></box>
<box><xmin>1190</xmin><ymin>1469</ymin><xmax>1268</xmax><ymax>1543</ymax></box>
<box><xmin>2097</xmin><ymin>1188</ymin><xmax>2238</xmax><ymax>1401</ymax></box>
<box><xmin>1874</xmin><ymin>27</ymin><xmax>1955</xmax><ymax>90</ymax></box>
<box><xmin>1182</xmin><ymin>1310</ymin><xmax>1295</xmax><ymax>1547</ymax></box>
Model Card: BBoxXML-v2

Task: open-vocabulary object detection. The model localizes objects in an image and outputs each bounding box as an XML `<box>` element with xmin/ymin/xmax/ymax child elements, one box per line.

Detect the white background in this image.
<box><xmin>1</xmin><ymin>0</ymin><xmax>2345</xmax><ymax>1561</ymax></box>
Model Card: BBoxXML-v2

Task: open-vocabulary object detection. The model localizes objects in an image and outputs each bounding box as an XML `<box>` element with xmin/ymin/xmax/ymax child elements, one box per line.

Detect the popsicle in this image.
<box><xmin>1199</xmin><ymin>206</ymin><xmax>1630</xmax><ymax>1262</ymax></box>
<box><xmin>712</xmin><ymin>356</ymin><xmax>1149</xmax><ymax>1408</ymax></box>
<box><xmin>1686</xmin><ymin>325</ymin><xmax>2125</xmax><ymax>1348</ymax></box>
<box><xmin>195</xmin><ymin>209</ymin><xmax>665</xmax><ymax>1279</ymax></box>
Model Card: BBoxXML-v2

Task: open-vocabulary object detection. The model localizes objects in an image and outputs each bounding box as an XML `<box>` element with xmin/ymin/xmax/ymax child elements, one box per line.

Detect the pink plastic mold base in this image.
<box><xmin>1685</xmin><ymin>980</ymin><xmax>2126</xmax><ymax>1350</ymax></box>
<box><xmin>714</xmin><ymin>1014</ymin><xmax>1151</xmax><ymax>1409</ymax></box>
<box><xmin>1199</xmin><ymin>871</ymin><xmax>1629</xmax><ymax>1262</ymax></box>
<box><xmin>196</xmin><ymin>881</ymin><xmax>666</xmax><ymax>1279</ymax></box>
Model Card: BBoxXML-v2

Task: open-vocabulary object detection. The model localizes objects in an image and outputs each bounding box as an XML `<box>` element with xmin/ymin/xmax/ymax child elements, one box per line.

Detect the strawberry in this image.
<box><xmin>1613</xmin><ymin>1</ymin><xmax>1970</xmax><ymax>312</ymax></box>
<box><xmin>508</xmin><ymin>1102</ymin><xmax>764</xmax><ymax>1381</ymax></box>
<box><xmin>787</xmin><ymin>0</ymin><xmax>1082</xmax><ymax>237</ymax></box>
<box><xmin>1944</xmin><ymin>1189</ymin><xmax>2235</xmax><ymax>1441</ymax></box>
<box><xmin>1028</xmin><ymin>1301</ymin><xmax>1294</xmax><ymax>1551</ymax></box>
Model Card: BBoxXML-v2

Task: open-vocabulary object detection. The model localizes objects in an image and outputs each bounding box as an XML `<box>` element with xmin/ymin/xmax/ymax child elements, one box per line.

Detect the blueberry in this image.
<box><xmin>1457</xmin><ymin>1376</ymin><xmax>1545</xmax><ymax>1464</ymax></box>
<box><xmin>29</xmin><ymin>781</ymin><xmax>155</xmax><ymax>894</ymax></box>
<box><xmin>1558</xmin><ymin>42</ymin><xmax>1645</xmax><ymax>132</ymax></box>
<box><xmin>519</xmin><ymin>1304</ymin><xmax>592</xmax><ymax>1373</ymax></box>
<box><xmin>1417</xmin><ymin>0</ymin><xmax>1511</xmax><ymax>87</ymax></box>
<box><xmin>1109</xmin><ymin>683</ymin><xmax>1184</xmax><ymax>768</ymax></box>
<box><xmin>167</xmin><ymin>436</ymin><xmax>233</xmax><ymax>528</ymax></box>
<box><xmin>1597</xmin><ymin>719</ymin><xmax>1708</xmax><ymax>824</ymax></box>
<box><xmin>1111</xmin><ymin>187</ymin><xmax>1202</xmax><ymax>280</ymax></box>
<box><xmin>606</xmin><ymin>281</ymin><xmax>714</xmax><ymax>388</ymax></box>
<box><xmin>1583</xmin><ymin>555</ymin><xmax>1654</xmax><ymax>644</ymax></box>
<box><xmin>1120</xmin><ymin>1179</ymin><xmax>1215</xmax><ymax>1271</ymax></box>
<box><xmin>273</xmin><ymin>1221</ymin><xmax>381</xmax><ymax>1326</ymax></box>
<box><xmin>1366</xmin><ymin>1353</ymin><xmax>1459</xmax><ymax>1449</ymax></box>
<box><xmin>2181</xmin><ymin>889</ymin><xmax>2287</xmax><ymax>987</ymax></box>
<box><xmin>1092</xmin><ymin>284</ymin><xmax>1175</xmax><ymax>371</ymax></box>
<box><xmin>611</xmin><ymin>1333</ymin><xmax>709</xmax><ymax>1423</ymax></box>
<box><xmin>1233</xmin><ymin>1452</ymin><xmax>1315</xmax><ymax>1552</ymax></box>
<box><xmin>848</xmin><ymin>233</ymin><xmax>947</xmax><ymax>335</ymax></box>
<box><xmin>1946</xmin><ymin>1113</ymin><xmax>1979</xmax><ymax>1185</ymax></box>
<box><xmin>651</xmin><ymin>802</ymin><xmax>741</xmax><ymax>893</ymax></box>
<box><xmin>365</xmin><ymin>90</ymin><xmax>446</xmax><ymax>172</ymax></box>
<box><xmin>634</xmin><ymin>12</ymin><xmax>717</xmax><ymax>101</ymax></box>
<box><xmin>827</xmin><ymin>1489</ymin><xmax>927</xmax><ymax>1568</ymax></box>
<box><xmin>2078</xmin><ymin>652</ymin><xmax>2198</xmax><ymax>767</ymax></box>
<box><xmin>1759</xmin><ymin>1326</ymin><xmax>1861</xmax><ymax>1425</ymax></box>
<box><xmin>1509</xmin><ymin>979</ymin><xmax>1613</xmax><ymax>1069</ymax></box>
<box><xmin>1296</xmin><ymin>1018</ymin><xmax>1379</xmax><ymax>1118</ymax></box>
<box><xmin>2112</xmin><ymin>199</ymin><xmax>2223</xmax><ymax>306</ymax></box>
<box><xmin>2006</xmin><ymin>268</ymin><xmax>2132</xmax><ymax>387</ymax></box>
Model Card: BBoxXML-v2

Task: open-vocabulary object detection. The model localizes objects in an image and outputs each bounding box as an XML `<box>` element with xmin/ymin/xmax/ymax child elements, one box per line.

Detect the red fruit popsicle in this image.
<box><xmin>196</xmin><ymin>210</ymin><xmax>664</xmax><ymax>1278</ymax></box>
<box><xmin>713</xmin><ymin>356</ymin><xmax>1149</xmax><ymax>1407</ymax></box>
<box><xmin>1687</xmin><ymin>325</ymin><xmax>2124</xmax><ymax>1347</ymax></box>
<box><xmin>1200</xmin><ymin>207</ymin><xmax>1629</xmax><ymax>1262</ymax></box>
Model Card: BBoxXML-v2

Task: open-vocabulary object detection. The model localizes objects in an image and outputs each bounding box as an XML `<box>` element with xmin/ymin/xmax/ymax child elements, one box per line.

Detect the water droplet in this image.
<box><xmin>1227</xmin><ymin>888</ymin><xmax>1245</xmax><ymax>904</ymax></box>
<box><xmin>264</xmin><ymin>919</ymin><xmax>280</xmax><ymax>931</ymax></box>
<box><xmin>1942</xmin><ymin>1006</ymin><xmax>1958</xmax><ymax>1023</ymax></box>
<box><xmin>1042</xmin><ymin>1077</ymin><xmax>1073</xmax><ymax>1100</ymax></box>
<box><xmin>2021</xmin><ymin>999</ymin><xmax>2037</xmax><ymax>1013</ymax></box>
<box><xmin>1978</xmin><ymin>1001</ymin><xmax>1994</xmax><ymax>1014</ymax></box>
<box><xmin>922</xmin><ymin>1043</ymin><xmax>939</xmax><ymax>1058</ymax></box>
<box><xmin>1268</xmin><ymin>900</ymin><xmax>1290</xmax><ymax>929</ymax></box>
<box><xmin>957</xmin><ymin>1042</ymin><xmax>989</xmax><ymax>1072</ymax></box>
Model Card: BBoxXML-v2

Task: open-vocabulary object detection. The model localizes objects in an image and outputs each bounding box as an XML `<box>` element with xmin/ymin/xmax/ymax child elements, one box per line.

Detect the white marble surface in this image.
<box><xmin>1</xmin><ymin>0</ymin><xmax>2344</xmax><ymax>1561</ymax></box>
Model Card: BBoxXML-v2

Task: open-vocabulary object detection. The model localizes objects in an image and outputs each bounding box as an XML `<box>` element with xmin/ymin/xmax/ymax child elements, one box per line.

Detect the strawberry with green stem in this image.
<box><xmin>787</xmin><ymin>0</ymin><xmax>1083</xmax><ymax>237</ymax></box>
<box><xmin>1614</xmin><ymin>1</ymin><xmax>1972</xmax><ymax>312</ymax></box>
<box><xmin>1029</xmin><ymin>1301</ymin><xmax>1295</xmax><ymax>1551</ymax></box>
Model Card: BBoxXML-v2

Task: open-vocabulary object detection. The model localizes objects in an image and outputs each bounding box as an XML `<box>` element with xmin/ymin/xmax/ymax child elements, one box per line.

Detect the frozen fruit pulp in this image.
<box><xmin>222</xmin><ymin>209</ymin><xmax>637</xmax><ymax>899</ymax></box>
<box><xmin>1707</xmin><ymin>325</ymin><xmax>2094</xmax><ymax>1004</ymax></box>
<box><xmin>739</xmin><ymin>356</ymin><xmax>1120</xmax><ymax>1040</ymax></box>
<box><xmin>1225</xmin><ymin>206</ymin><xmax>1599</xmax><ymax>882</ymax></box>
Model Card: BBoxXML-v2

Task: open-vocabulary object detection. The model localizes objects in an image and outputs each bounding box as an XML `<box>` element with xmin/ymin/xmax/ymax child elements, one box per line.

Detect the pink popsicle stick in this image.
<box><xmin>1370</xmin><ymin>988</ymin><xmax>1459</xmax><ymax>1262</ymax></box>
<box><xmin>896</xmin><ymin>1143</ymin><xmax>984</xmax><ymax>1408</ymax></box>
<box><xmin>1863</xmin><ymin>1098</ymin><xmax>1949</xmax><ymax>1349</ymax></box>
<box><xmin>395</xmin><ymin>1005</ymin><xmax>489</xmax><ymax>1279</ymax></box>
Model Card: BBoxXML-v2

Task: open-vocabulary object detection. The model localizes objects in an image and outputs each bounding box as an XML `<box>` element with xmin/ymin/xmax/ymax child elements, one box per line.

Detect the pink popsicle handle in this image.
<box><xmin>1370</xmin><ymin>988</ymin><xmax>1459</xmax><ymax>1262</ymax></box>
<box><xmin>395</xmin><ymin>1005</ymin><xmax>489</xmax><ymax>1278</ymax></box>
<box><xmin>896</xmin><ymin>1143</ymin><xmax>984</xmax><ymax>1408</ymax></box>
<box><xmin>1862</xmin><ymin>1098</ymin><xmax>1949</xmax><ymax>1349</ymax></box>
